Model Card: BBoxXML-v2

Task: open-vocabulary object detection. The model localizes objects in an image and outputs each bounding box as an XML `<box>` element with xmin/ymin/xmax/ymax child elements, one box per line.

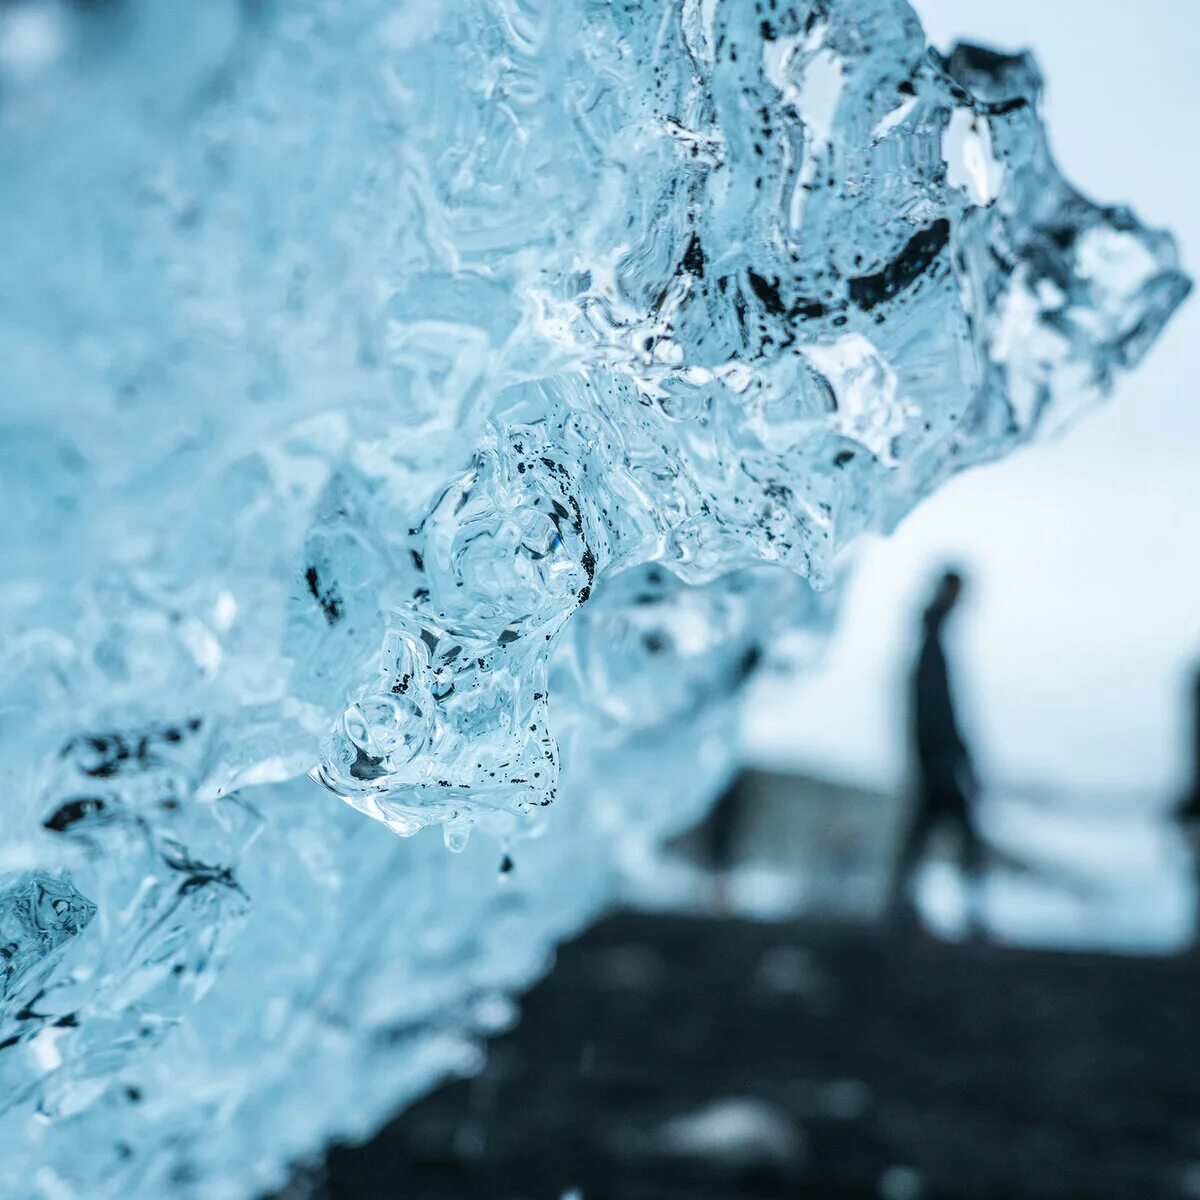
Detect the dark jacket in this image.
<box><xmin>911</xmin><ymin>612</ymin><xmax>973</xmax><ymax>794</ymax></box>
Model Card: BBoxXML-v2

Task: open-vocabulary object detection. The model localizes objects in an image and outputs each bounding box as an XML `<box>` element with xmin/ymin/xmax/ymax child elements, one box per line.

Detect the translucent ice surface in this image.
<box><xmin>0</xmin><ymin>1</ymin><xmax>1187</xmax><ymax>1197</ymax></box>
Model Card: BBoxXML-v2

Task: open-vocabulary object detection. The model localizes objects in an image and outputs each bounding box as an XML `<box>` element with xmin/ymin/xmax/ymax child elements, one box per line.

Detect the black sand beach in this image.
<box><xmin>290</xmin><ymin>911</ymin><xmax>1200</xmax><ymax>1199</ymax></box>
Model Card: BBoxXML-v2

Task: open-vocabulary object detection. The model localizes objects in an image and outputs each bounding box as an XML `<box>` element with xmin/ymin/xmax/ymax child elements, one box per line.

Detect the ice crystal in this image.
<box><xmin>0</xmin><ymin>1</ymin><xmax>1187</xmax><ymax>1197</ymax></box>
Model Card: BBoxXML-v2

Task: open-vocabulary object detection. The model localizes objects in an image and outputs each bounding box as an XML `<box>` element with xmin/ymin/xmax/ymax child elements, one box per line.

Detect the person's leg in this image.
<box><xmin>888</xmin><ymin>795</ymin><xmax>937</xmax><ymax>917</ymax></box>
<box><xmin>955</xmin><ymin>802</ymin><xmax>987</xmax><ymax>938</ymax></box>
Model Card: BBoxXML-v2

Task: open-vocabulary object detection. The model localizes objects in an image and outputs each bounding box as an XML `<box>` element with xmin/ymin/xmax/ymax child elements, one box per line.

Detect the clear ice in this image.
<box><xmin>0</xmin><ymin>1</ymin><xmax>1188</xmax><ymax>1196</ymax></box>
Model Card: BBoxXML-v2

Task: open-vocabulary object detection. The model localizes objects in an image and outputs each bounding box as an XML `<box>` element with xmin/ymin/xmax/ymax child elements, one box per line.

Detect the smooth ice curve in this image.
<box><xmin>0</xmin><ymin>2</ymin><xmax>1188</xmax><ymax>1198</ymax></box>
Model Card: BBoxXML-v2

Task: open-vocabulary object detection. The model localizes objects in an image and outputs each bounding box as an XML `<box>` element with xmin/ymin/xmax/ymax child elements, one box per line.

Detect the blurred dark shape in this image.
<box><xmin>705</xmin><ymin>775</ymin><xmax>747</xmax><ymax>912</ymax></box>
<box><xmin>1174</xmin><ymin>666</ymin><xmax>1200</xmax><ymax>938</ymax></box>
<box><xmin>1176</xmin><ymin>666</ymin><xmax>1200</xmax><ymax>823</ymax></box>
<box><xmin>889</xmin><ymin>568</ymin><xmax>985</xmax><ymax>933</ymax></box>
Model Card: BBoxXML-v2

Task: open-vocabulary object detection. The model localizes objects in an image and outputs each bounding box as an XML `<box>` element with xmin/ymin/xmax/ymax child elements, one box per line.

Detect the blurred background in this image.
<box><xmin>742</xmin><ymin>0</ymin><xmax>1200</xmax><ymax>951</ymax></box>
<box><xmin>280</xmin><ymin>1</ymin><xmax>1200</xmax><ymax>1197</ymax></box>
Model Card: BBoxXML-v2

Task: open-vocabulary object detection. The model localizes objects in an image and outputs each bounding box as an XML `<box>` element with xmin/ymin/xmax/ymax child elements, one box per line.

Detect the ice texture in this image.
<box><xmin>0</xmin><ymin>1</ymin><xmax>1188</xmax><ymax>1197</ymax></box>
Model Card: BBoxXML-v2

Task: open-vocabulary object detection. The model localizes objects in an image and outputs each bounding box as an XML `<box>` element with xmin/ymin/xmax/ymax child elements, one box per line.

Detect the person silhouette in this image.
<box><xmin>889</xmin><ymin>568</ymin><xmax>985</xmax><ymax>934</ymax></box>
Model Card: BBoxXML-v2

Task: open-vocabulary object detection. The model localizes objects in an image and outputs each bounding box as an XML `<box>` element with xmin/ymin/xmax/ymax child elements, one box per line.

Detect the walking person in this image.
<box><xmin>889</xmin><ymin>568</ymin><xmax>986</xmax><ymax>936</ymax></box>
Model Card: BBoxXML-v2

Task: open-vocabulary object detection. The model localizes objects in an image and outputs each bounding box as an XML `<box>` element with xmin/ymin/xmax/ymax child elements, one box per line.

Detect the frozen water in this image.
<box><xmin>0</xmin><ymin>1</ymin><xmax>1187</xmax><ymax>1197</ymax></box>
<box><xmin>1</xmin><ymin>872</ymin><xmax>95</xmax><ymax>1006</ymax></box>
